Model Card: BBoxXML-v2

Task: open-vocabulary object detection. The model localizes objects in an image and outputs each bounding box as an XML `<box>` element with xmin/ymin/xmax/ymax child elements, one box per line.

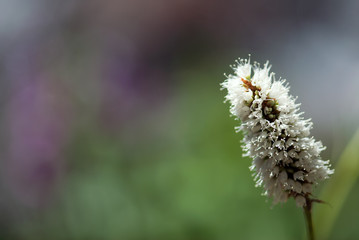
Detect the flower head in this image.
<box><xmin>221</xmin><ymin>57</ymin><xmax>334</xmax><ymax>207</ymax></box>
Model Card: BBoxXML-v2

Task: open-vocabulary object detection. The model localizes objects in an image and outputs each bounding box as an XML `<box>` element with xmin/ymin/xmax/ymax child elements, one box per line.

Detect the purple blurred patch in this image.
<box><xmin>5</xmin><ymin>71</ymin><xmax>71</xmax><ymax>208</ymax></box>
<box><xmin>99</xmin><ymin>40</ymin><xmax>171</xmax><ymax>131</ymax></box>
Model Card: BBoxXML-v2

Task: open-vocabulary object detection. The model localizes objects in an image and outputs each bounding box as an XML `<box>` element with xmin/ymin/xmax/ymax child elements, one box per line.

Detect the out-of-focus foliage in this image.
<box><xmin>316</xmin><ymin>128</ymin><xmax>359</xmax><ymax>240</ymax></box>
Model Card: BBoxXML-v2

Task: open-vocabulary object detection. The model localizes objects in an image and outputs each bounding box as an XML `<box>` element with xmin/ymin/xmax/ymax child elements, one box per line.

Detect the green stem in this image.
<box><xmin>304</xmin><ymin>199</ymin><xmax>315</xmax><ymax>240</ymax></box>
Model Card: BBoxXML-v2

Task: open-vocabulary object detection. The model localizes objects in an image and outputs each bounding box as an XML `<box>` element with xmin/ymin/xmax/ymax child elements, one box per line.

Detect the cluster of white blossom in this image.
<box><xmin>221</xmin><ymin>57</ymin><xmax>334</xmax><ymax>207</ymax></box>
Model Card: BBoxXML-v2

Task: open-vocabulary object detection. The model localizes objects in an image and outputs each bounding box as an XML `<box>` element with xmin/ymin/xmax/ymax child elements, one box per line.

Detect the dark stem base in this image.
<box><xmin>303</xmin><ymin>198</ymin><xmax>315</xmax><ymax>240</ymax></box>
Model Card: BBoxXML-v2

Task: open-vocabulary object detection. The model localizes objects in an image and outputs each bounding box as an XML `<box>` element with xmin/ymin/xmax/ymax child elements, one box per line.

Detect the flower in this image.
<box><xmin>221</xmin><ymin>57</ymin><xmax>334</xmax><ymax>207</ymax></box>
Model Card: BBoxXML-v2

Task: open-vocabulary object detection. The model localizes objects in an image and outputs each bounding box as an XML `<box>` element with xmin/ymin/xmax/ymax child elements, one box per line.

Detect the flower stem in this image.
<box><xmin>304</xmin><ymin>198</ymin><xmax>315</xmax><ymax>240</ymax></box>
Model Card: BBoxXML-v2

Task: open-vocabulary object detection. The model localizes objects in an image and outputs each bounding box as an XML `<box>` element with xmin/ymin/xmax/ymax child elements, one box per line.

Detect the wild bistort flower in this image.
<box><xmin>221</xmin><ymin>57</ymin><xmax>334</xmax><ymax>208</ymax></box>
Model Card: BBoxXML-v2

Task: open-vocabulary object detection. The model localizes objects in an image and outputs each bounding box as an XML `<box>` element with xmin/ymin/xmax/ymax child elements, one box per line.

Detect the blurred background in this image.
<box><xmin>1</xmin><ymin>0</ymin><xmax>359</xmax><ymax>239</ymax></box>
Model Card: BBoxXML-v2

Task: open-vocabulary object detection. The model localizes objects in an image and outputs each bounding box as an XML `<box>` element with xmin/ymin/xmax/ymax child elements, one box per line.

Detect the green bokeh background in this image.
<box><xmin>13</xmin><ymin>64</ymin><xmax>306</xmax><ymax>240</ymax></box>
<box><xmin>1</xmin><ymin>1</ymin><xmax>359</xmax><ymax>240</ymax></box>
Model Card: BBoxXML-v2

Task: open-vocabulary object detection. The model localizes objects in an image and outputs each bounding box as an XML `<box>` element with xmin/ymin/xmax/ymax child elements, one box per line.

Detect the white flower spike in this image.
<box><xmin>221</xmin><ymin>57</ymin><xmax>334</xmax><ymax>207</ymax></box>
